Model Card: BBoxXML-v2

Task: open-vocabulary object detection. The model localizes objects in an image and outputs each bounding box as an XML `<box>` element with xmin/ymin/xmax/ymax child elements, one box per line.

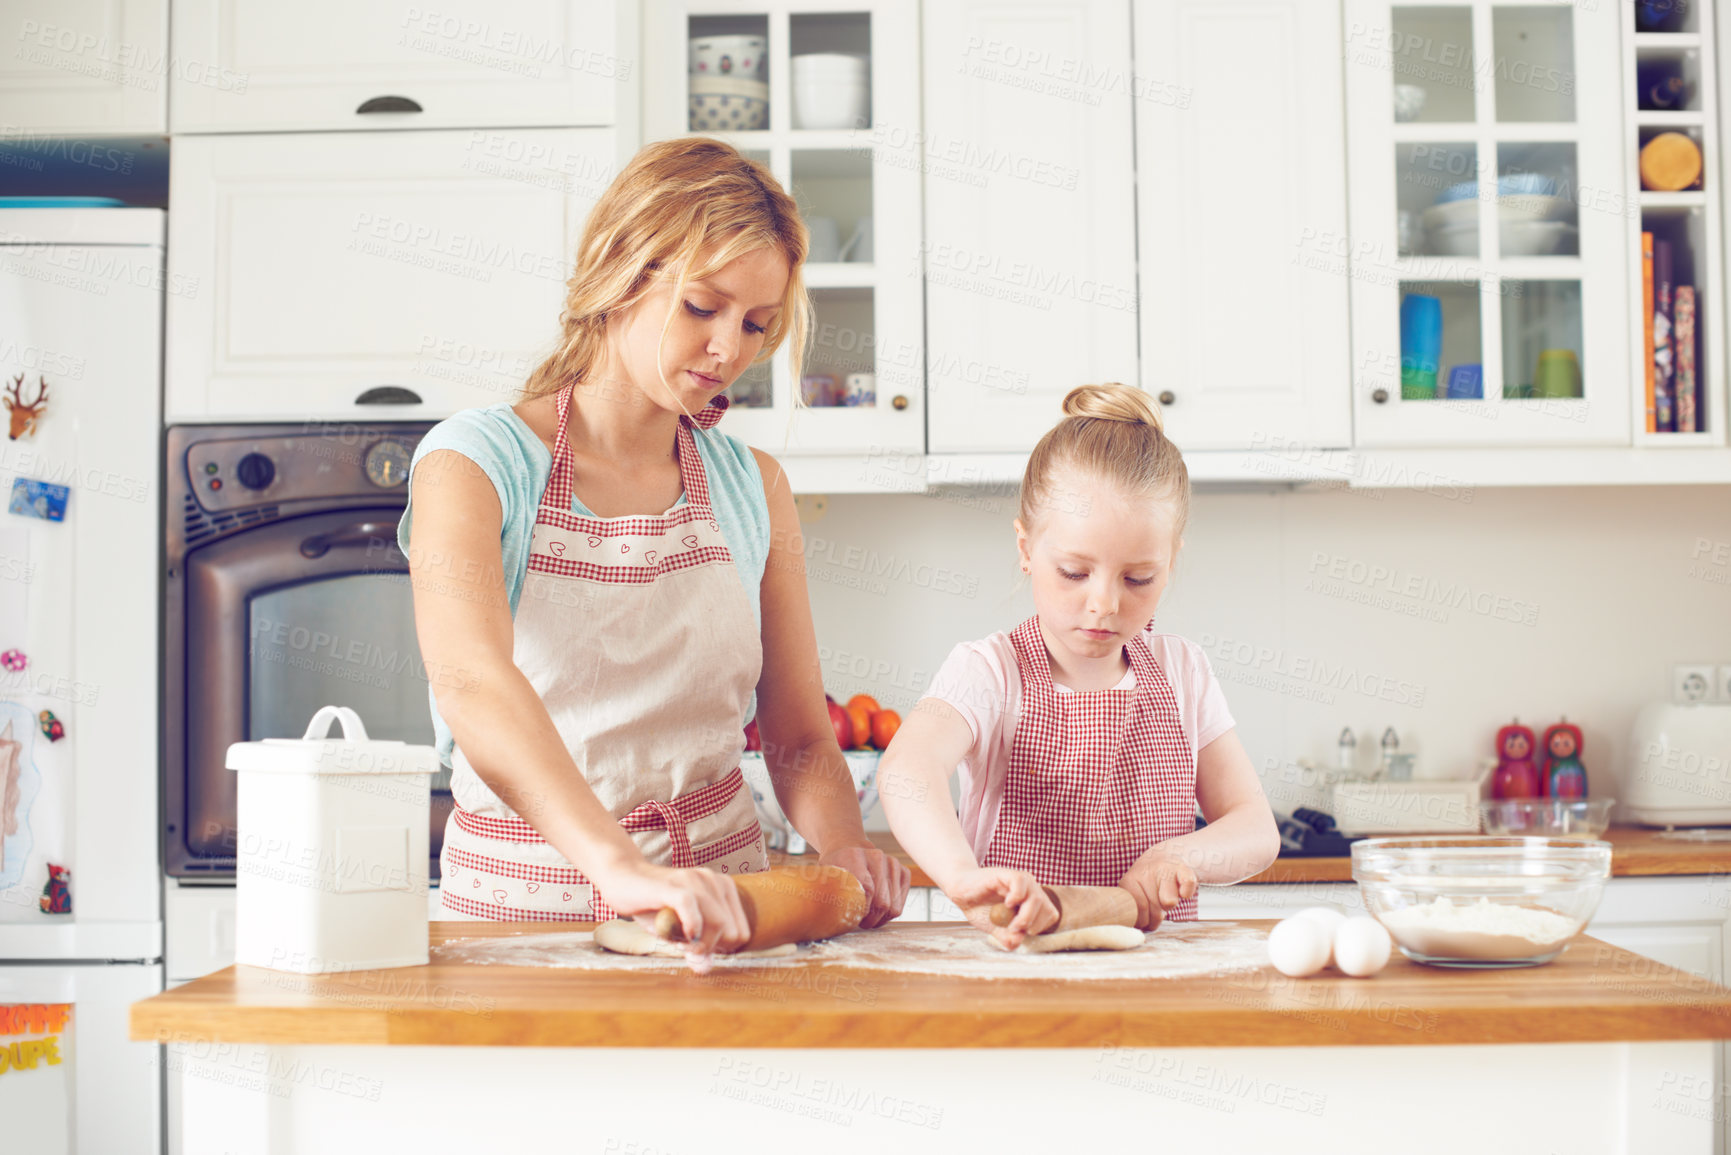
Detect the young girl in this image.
<box><xmin>880</xmin><ymin>384</ymin><xmax>1279</xmax><ymax>947</ymax></box>
<box><xmin>401</xmin><ymin>138</ymin><xmax>908</xmax><ymax>957</ymax></box>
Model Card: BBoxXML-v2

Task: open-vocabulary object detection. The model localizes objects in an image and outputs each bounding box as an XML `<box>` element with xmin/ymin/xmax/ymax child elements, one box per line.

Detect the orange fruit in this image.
<box><xmin>846</xmin><ymin>694</ymin><xmax>881</xmax><ymax>715</ymax></box>
<box><xmin>870</xmin><ymin>709</ymin><xmax>901</xmax><ymax>749</ymax></box>
<box><xmin>844</xmin><ymin>701</ymin><xmax>873</xmax><ymax>749</ymax></box>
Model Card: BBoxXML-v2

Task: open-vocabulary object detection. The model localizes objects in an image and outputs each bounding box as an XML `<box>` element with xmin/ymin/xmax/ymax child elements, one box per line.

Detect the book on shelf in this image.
<box><xmin>1654</xmin><ymin>238</ymin><xmax>1676</xmax><ymax>433</ymax></box>
<box><xmin>1643</xmin><ymin>231</ymin><xmax>1655</xmax><ymax>433</ymax></box>
<box><xmin>1677</xmin><ymin>285</ymin><xmax>1697</xmax><ymax>433</ymax></box>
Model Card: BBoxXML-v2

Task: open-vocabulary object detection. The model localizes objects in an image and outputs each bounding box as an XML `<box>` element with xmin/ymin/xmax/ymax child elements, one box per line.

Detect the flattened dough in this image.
<box><xmin>1016</xmin><ymin>924</ymin><xmax>1146</xmax><ymax>953</ymax></box>
<box><xmin>593</xmin><ymin>918</ymin><xmax>799</xmax><ymax>959</ymax></box>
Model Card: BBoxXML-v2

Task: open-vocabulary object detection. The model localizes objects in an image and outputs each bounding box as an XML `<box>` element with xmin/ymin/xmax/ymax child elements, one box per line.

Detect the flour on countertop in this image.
<box><xmin>433</xmin><ymin>922</ymin><xmax>1271</xmax><ymax>982</ymax></box>
<box><xmin>1376</xmin><ymin>897</ymin><xmax>1580</xmax><ymax>961</ymax></box>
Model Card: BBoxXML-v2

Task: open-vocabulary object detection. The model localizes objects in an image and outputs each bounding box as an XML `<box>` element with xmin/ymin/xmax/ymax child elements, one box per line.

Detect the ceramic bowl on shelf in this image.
<box><xmin>791</xmin><ymin>53</ymin><xmax>869</xmax><ymax>129</ymax></box>
<box><xmin>1352</xmin><ymin>836</ymin><xmax>1611</xmax><ymax>967</ymax></box>
<box><xmin>1480</xmin><ymin>798</ymin><xmax>1615</xmax><ymax>838</ymax></box>
<box><xmin>1393</xmin><ymin>83</ymin><xmax>1427</xmax><ymax>122</ymax></box>
<box><xmin>1500</xmin><ymin>220</ymin><xmax>1577</xmax><ymax>256</ymax></box>
<box><xmin>1436</xmin><ymin>175</ymin><xmax>1560</xmax><ymax>205</ymax></box>
<box><xmin>689</xmin><ymin>35</ymin><xmax>768</xmax><ymax>81</ymax></box>
<box><xmin>1427</xmin><ymin>221</ymin><xmax>1479</xmax><ymax>256</ymax></box>
<box><xmin>689</xmin><ymin>76</ymin><xmax>769</xmax><ymax>132</ymax></box>
<box><xmin>1499</xmin><ymin>193</ymin><xmax>1574</xmax><ymax>223</ymax></box>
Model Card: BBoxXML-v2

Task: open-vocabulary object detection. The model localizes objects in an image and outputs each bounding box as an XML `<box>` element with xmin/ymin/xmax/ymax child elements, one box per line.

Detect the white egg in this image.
<box><xmin>1292</xmin><ymin>906</ymin><xmax>1348</xmax><ymax>963</ymax></box>
<box><xmin>1267</xmin><ymin>916</ymin><xmax>1332</xmax><ymax>978</ymax></box>
<box><xmin>1332</xmin><ymin>917</ymin><xmax>1393</xmax><ymax>978</ymax></box>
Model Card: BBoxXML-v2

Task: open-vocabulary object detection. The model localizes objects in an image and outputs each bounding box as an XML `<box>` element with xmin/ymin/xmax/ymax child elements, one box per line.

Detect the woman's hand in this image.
<box><xmin>1118</xmin><ymin>850</ymin><xmax>1198</xmax><ymax>931</ymax></box>
<box><xmin>819</xmin><ymin>844</ymin><xmax>910</xmax><ymax>928</ymax></box>
<box><xmin>598</xmin><ymin>864</ymin><xmax>753</xmax><ymax>956</ymax></box>
<box><xmin>946</xmin><ymin>867</ymin><xmax>1058</xmax><ymax>951</ymax></box>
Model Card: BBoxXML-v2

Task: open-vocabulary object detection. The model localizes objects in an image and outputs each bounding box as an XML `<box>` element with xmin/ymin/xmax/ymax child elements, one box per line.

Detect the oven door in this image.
<box><xmin>174</xmin><ymin>508</ymin><xmax>450</xmax><ymax>875</ymax></box>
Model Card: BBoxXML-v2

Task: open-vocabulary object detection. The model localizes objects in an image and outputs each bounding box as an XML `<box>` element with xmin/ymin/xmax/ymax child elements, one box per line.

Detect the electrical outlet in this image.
<box><xmin>1675</xmin><ymin>664</ymin><xmax>1716</xmax><ymax>703</ymax></box>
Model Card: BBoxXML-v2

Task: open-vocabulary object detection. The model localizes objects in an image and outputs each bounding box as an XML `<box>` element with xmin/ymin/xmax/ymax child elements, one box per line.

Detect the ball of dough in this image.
<box><xmin>1267</xmin><ymin>916</ymin><xmax>1332</xmax><ymax>977</ymax></box>
<box><xmin>1332</xmin><ymin>917</ymin><xmax>1393</xmax><ymax>978</ymax></box>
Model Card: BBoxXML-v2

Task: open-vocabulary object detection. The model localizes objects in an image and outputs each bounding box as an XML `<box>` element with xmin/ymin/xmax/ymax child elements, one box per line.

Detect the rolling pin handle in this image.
<box><xmin>653</xmin><ymin>907</ymin><xmax>686</xmax><ymax>942</ymax></box>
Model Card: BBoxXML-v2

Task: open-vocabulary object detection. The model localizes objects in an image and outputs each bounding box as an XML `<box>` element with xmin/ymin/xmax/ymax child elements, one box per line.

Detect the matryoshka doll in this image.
<box><xmin>1540</xmin><ymin>721</ymin><xmax>1587</xmax><ymax>799</ymax></box>
<box><xmin>1493</xmin><ymin>721</ymin><xmax>1540</xmax><ymax>799</ymax></box>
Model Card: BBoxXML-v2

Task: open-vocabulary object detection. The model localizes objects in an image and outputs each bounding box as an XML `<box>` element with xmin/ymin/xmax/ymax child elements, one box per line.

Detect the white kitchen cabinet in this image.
<box><xmin>1134</xmin><ymin>0</ymin><xmax>1352</xmax><ymax>451</ymax></box>
<box><xmin>922</xmin><ymin>0</ymin><xmax>1139</xmax><ymax>453</ymax></box>
<box><xmin>0</xmin><ymin>0</ymin><xmax>168</xmax><ymax>134</ymax></box>
<box><xmin>1345</xmin><ymin>0</ymin><xmax>1630</xmax><ymax>447</ymax></box>
<box><xmin>170</xmin><ymin>0</ymin><xmax>625</xmax><ymax>133</ymax></box>
<box><xmin>641</xmin><ymin>0</ymin><xmax>925</xmax><ymax>467</ymax></box>
<box><xmin>166</xmin><ymin>128</ymin><xmax>616</xmax><ymax>422</ymax></box>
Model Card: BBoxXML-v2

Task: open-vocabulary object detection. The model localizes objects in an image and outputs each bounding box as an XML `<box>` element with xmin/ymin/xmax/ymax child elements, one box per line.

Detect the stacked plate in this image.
<box><xmin>1423</xmin><ymin>178</ymin><xmax>1578</xmax><ymax>256</ymax></box>
<box><xmin>690</xmin><ymin>34</ymin><xmax>768</xmax><ymax>131</ymax></box>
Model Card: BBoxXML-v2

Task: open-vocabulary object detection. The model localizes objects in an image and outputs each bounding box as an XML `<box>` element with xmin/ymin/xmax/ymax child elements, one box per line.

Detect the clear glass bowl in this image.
<box><xmin>1351</xmin><ymin>836</ymin><xmax>1611</xmax><ymax>968</ymax></box>
<box><xmin>1480</xmin><ymin>798</ymin><xmax>1615</xmax><ymax>838</ymax></box>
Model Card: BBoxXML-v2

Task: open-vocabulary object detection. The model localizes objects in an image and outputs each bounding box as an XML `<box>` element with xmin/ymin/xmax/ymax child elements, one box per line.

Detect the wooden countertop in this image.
<box><xmin>132</xmin><ymin>920</ymin><xmax>1731</xmax><ymax>1050</ymax></box>
<box><xmin>1240</xmin><ymin>825</ymin><xmax>1731</xmax><ymax>884</ymax></box>
<box><xmin>804</xmin><ymin>826</ymin><xmax>1731</xmax><ymax>889</ymax></box>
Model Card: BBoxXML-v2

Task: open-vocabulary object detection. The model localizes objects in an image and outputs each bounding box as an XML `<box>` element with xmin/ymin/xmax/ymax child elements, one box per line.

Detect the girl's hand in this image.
<box><xmin>1118</xmin><ymin>851</ymin><xmax>1198</xmax><ymax>931</ymax></box>
<box><xmin>945</xmin><ymin>867</ymin><xmax>1058</xmax><ymax>950</ymax></box>
<box><xmin>599</xmin><ymin>864</ymin><xmax>752</xmax><ymax>956</ymax></box>
<box><xmin>819</xmin><ymin>845</ymin><xmax>911</xmax><ymax>929</ymax></box>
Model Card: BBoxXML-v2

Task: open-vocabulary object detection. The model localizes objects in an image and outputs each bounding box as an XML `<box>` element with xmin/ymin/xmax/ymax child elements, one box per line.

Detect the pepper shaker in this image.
<box><xmin>1379</xmin><ymin>727</ymin><xmax>1400</xmax><ymax>776</ymax></box>
<box><xmin>1337</xmin><ymin>727</ymin><xmax>1357</xmax><ymax>774</ymax></box>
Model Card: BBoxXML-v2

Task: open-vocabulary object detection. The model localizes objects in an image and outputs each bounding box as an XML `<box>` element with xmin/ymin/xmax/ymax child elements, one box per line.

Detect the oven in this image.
<box><xmin>164</xmin><ymin>421</ymin><xmax>451</xmax><ymax>880</ymax></box>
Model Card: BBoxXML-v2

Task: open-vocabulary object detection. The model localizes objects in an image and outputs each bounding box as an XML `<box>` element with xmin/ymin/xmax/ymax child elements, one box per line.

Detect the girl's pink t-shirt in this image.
<box><xmin>920</xmin><ymin>629</ymin><xmax>1236</xmax><ymax>861</ymax></box>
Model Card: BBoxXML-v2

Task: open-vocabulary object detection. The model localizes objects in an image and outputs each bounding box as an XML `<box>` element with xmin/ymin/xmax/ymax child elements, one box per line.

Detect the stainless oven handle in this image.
<box><xmin>299</xmin><ymin>521</ymin><xmax>403</xmax><ymax>560</ymax></box>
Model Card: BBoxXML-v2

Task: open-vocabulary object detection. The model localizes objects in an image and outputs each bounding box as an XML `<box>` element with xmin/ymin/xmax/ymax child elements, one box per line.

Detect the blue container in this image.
<box><xmin>1399</xmin><ymin>294</ymin><xmax>1443</xmax><ymax>399</ymax></box>
<box><xmin>1445</xmin><ymin>363</ymin><xmax>1484</xmax><ymax>400</ymax></box>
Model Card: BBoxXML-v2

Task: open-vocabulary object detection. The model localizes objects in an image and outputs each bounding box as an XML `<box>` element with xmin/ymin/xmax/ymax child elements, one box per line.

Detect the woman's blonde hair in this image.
<box><xmin>1019</xmin><ymin>384</ymin><xmax>1190</xmax><ymax>535</ymax></box>
<box><xmin>521</xmin><ymin>137</ymin><xmax>811</xmax><ymax>405</ymax></box>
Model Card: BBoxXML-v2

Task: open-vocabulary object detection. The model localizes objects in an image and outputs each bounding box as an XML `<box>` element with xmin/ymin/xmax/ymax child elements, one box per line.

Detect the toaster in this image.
<box><xmin>1624</xmin><ymin>701</ymin><xmax>1731</xmax><ymax>826</ymax></box>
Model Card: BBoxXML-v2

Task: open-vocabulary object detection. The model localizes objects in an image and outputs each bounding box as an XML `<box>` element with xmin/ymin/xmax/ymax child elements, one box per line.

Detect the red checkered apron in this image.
<box><xmin>438</xmin><ymin>387</ymin><xmax>767</xmax><ymax>922</ymax></box>
<box><xmin>983</xmin><ymin>616</ymin><xmax>1199</xmax><ymax>920</ymax></box>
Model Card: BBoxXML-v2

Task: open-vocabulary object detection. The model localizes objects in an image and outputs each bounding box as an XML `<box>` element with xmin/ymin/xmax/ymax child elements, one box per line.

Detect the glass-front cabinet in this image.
<box><xmin>642</xmin><ymin>0</ymin><xmax>923</xmax><ymax>460</ymax></box>
<box><xmin>1345</xmin><ymin>0</ymin><xmax>1630</xmax><ymax>445</ymax></box>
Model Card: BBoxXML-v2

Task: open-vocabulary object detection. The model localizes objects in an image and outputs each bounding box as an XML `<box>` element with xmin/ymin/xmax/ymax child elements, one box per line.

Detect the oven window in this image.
<box><xmin>249</xmin><ymin>573</ymin><xmax>439</xmax><ymax>775</ymax></box>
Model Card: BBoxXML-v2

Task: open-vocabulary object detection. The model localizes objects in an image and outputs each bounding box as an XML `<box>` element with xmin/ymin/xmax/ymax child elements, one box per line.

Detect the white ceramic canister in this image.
<box><xmin>227</xmin><ymin>705</ymin><xmax>438</xmax><ymax>973</ymax></box>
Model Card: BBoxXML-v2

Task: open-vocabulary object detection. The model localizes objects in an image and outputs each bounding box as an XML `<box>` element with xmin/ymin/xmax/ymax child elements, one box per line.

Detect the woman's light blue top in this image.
<box><xmin>396</xmin><ymin>402</ymin><xmax>771</xmax><ymax>763</ymax></box>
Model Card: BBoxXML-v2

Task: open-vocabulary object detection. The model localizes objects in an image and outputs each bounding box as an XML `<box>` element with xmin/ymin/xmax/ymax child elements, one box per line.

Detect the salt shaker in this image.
<box><xmin>1379</xmin><ymin>727</ymin><xmax>1400</xmax><ymax>775</ymax></box>
<box><xmin>1336</xmin><ymin>727</ymin><xmax>1357</xmax><ymax>774</ymax></box>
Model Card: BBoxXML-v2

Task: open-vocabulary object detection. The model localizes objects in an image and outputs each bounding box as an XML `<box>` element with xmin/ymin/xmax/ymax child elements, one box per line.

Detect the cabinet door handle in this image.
<box><xmin>1372</xmin><ymin>388</ymin><xmax>1390</xmax><ymax>404</ymax></box>
<box><xmin>355</xmin><ymin>386</ymin><xmax>423</xmax><ymax>406</ymax></box>
<box><xmin>1158</xmin><ymin>390</ymin><xmax>1175</xmax><ymax>405</ymax></box>
<box><xmin>356</xmin><ymin>95</ymin><xmax>423</xmax><ymax>114</ymax></box>
<box><xmin>891</xmin><ymin>394</ymin><xmax>909</xmax><ymax>410</ymax></box>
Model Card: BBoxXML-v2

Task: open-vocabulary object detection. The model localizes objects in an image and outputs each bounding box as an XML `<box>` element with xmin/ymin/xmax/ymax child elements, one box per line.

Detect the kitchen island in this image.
<box><xmin>135</xmin><ymin>920</ymin><xmax>1731</xmax><ymax>1154</ymax></box>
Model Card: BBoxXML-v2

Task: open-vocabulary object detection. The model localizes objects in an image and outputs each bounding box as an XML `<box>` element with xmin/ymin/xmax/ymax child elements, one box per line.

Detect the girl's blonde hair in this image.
<box><xmin>521</xmin><ymin>137</ymin><xmax>811</xmax><ymax>404</ymax></box>
<box><xmin>1019</xmin><ymin>384</ymin><xmax>1190</xmax><ymax>535</ymax></box>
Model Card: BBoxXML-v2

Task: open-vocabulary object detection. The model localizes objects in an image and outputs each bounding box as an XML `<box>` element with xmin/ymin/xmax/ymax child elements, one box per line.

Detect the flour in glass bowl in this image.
<box><xmin>1376</xmin><ymin>897</ymin><xmax>1581</xmax><ymax>961</ymax></box>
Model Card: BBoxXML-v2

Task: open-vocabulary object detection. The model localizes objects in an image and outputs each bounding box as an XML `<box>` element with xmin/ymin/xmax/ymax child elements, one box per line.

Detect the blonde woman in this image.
<box><xmin>399</xmin><ymin>139</ymin><xmax>908</xmax><ymax>955</ymax></box>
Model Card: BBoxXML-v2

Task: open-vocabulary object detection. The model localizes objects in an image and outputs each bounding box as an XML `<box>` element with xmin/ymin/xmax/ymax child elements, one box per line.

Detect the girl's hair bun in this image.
<box><xmin>1060</xmin><ymin>383</ymin><xmax>1165</xmax><ymax>431</ymax></box>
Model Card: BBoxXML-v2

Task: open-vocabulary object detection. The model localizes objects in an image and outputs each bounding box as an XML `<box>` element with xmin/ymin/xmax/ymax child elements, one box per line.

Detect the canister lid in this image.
<box><xmin>226</xmin><ymin>705</ymin><xmax>438</xmax><ymax>776</ymax></box>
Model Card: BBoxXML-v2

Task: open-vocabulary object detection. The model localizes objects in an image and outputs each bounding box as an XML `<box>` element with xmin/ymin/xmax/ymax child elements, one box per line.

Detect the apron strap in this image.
<box><xmin>452</xmin><ymin>766</ymin><xmax>747</xmax><ymax>855</ymax></box>
<box><xmin>545</xmin><ymin>386</ymin><xmax>725</xmax><ymax>515</ymax></box>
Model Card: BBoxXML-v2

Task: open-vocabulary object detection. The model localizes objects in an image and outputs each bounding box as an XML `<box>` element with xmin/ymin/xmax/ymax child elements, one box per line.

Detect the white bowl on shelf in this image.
<box><xmin>1427</xmin><ymin>222</ymin><xmax>1479</xmax><ymax>256</ymax></box>
<box><xmin>689</xmin><ymin>76</ymin><xmax>769</xmax><ymax>132</ymax></box>
<box><xmin>689</xmin><ymin>34</ymin><xmax>767</xmax><ymax>81</ymax></box>
<box><xmin>1393</xmin><ymin>83</ymin><xmax>1427</xmax><ymax>122</ymax></box>
<box><xmin>1500</xmin><ymin>220</ymin><xmax>1576</xmax><ymax>256</ymax></box>
<box><xmin>791</xmin><ymin>53</ymin><xmax>869</xmax><ymax>129</ymax></box>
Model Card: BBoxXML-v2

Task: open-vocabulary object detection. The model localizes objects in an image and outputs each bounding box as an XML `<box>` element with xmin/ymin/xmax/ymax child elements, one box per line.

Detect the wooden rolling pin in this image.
<box><xmin>652</xmin><ymin>865</ymin><xmax>868</xmax><ymax>952</ymax></box>
<box><xmin>988</xmin><ymin>885</ymin><xmax>1139</xmax><ymax>935</ymax></box>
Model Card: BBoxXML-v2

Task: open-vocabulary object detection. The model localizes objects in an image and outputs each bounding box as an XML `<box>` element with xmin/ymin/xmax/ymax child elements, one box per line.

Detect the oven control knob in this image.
<box><xmin>235</xmin><ymin>452</ymin><xmax>276</xmax><ymax>491</ymax></box>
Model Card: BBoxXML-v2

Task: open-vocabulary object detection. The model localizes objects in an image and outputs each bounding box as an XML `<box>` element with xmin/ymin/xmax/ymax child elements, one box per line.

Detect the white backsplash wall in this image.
<box><xmin>800</xmin><ymin>484</ymin><xmax>1731</xmax><ymax>825</ymax></box>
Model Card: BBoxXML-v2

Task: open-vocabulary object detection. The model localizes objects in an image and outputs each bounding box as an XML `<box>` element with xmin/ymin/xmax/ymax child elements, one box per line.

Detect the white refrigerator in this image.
<box><xmin>0</xmin><ymin>208</ymin><xmax>164</xmax><ymax>1153</ymax></box>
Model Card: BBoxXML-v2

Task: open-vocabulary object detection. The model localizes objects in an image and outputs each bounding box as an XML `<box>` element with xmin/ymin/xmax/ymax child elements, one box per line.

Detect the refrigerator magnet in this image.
<box><xmin>7</xmin><ymin>479</ymin><xmax>67</xmax><ymax>523</ymax></box>
<box><xmin>38</xmin><ymin>863</ymin><xmax>69</xmax><ymax>914</ymax></box>
<box><xmin>0</xmin><ymin>650</ymin><xmax>25</xmax><ymax>673</ymax></box>
<box><xmin>36</xmin><ymin>710</ymin><xmax>62</xmax><ymax>743</ymax></box>
<box><xmin>3</xmin><ymin>374</ymin><xmax>49</xmax><ymax>440</ymax></box>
